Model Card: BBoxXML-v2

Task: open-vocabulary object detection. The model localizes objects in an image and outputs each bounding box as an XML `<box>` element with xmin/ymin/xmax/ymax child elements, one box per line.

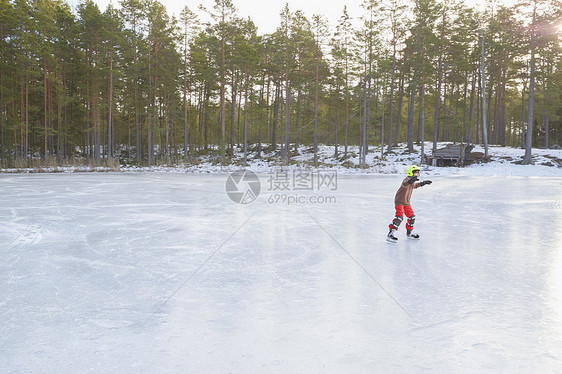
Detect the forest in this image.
<box><xmin>0</xmin><ymin>0</ymin><xmax>560</xmax><ymax>167</ymax></box>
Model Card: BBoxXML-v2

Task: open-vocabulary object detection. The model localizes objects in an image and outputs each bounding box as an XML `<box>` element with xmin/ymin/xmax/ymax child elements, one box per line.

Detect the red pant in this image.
<box><xmin>389</xmin><ymin>205</ymin><xmax>415</xmax><ymax>231</ymax></box>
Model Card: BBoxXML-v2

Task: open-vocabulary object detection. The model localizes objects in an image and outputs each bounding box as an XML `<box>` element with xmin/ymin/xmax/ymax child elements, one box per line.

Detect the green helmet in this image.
<box><xmin>406</xmin><ymin>165</ymin><xmax>420</xmax><ymax>176</ymax></box>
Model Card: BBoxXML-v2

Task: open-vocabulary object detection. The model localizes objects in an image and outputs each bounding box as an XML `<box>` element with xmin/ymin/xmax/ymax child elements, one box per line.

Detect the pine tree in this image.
<box><xmin>383</xmin><ymin>0</ymin><xmax>408</xmax><ymax>151</ymax></box>
<box><xmin>407</xmin><ymin>0</ymin><xmax>440</xmax><ymax>164</ymax></box>
<box><xmin>0</xmin><ymin>0</ymin><xmax>559</xmax><ymax>166</ymax></box>
<box><xmin>101</xmin><ymin>4</ymin><xmax>125</xmax><ymax>161</ymax></box>
<box><xmin>179</xmin><ymin>6</ymin><xmax>199</xmax><ymax>158</ymax></box>
<box><xmin>312</xmin><ymin>15</ymin><xmax>329</xmax><ymax>163</ymax></box>
<box><xmin>200</xmin><ymin>0</ymin><xmax>237</xmax><ymax>158</ymax></box>
<box><xmin>120</xmin><ymin>0</ymin><xmax>145</xmax><ymax>163</ymax></box>
<box><xmin>331</xmin><ymin>6</ymin><xmax>354</xmax><ymax>157</ymax></box>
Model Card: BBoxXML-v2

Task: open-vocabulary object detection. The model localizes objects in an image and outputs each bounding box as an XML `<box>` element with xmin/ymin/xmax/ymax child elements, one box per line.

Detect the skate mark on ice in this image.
<box><xmin>82</xmin><ymin>234</ymin><xmax>104</xmax><ymax>257</ymax></box>
<box><xmin>6</xmin><ymin>224</ymin><xmax>43</xmax><ymax>250</ymax></box>
<box><xmin>140</xmin><ymin>212</ymin><xmax>256</xmax><ymax>325</ymax></box>
<box><xmin>305</xmin><ymin>211</ymin><xmax>418</xmax><ymax>323</ymax></box>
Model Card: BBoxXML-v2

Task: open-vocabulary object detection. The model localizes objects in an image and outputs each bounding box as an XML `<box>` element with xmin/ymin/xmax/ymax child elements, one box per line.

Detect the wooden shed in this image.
<box><xmin>430</xmin><ymin>143</ymin><xmax>474</xmax><ymax>166</ymax></box>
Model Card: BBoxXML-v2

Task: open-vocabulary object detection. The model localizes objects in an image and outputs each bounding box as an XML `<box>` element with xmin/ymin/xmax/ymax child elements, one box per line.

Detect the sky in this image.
<box><xmin>80</xmin><ymin>0</ymin><xmax>361</xmax><ymax>34</ymax></box>
<box><xmin>84</xmin><ymin>0</ymin><xmax>517</xmax><ymax>35</ymax></box>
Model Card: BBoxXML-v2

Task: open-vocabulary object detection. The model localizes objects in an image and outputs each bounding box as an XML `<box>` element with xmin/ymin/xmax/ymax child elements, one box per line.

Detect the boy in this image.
<box><xmin>386</xmin><ymin>165</ymin><xmax>432</xmax><ymax>243</ymax></box>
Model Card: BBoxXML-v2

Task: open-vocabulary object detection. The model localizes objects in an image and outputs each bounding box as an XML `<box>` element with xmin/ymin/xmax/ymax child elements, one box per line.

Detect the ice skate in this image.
<box><xmin>406</xmin><ymin>230</ymin><xmax>420</xmax><ymax>240</ymax></box>
<box><xmin>386</xmin><ymin>229</ymin><xmax>398</xmax><ymax>243</ymax></box>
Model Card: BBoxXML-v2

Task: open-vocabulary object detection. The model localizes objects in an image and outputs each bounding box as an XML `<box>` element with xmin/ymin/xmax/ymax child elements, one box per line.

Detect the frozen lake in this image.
<box><xmin>1</xmin><ymin>172</ymin><xmax>562</xmax><ymax>373</ymax></box>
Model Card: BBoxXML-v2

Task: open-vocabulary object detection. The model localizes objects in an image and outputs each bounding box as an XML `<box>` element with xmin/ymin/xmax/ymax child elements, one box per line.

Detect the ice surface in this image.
<box><xmin>1</xmin><ymin>173</ymin><xmax>562</xmax><ymax>373</ymax></box>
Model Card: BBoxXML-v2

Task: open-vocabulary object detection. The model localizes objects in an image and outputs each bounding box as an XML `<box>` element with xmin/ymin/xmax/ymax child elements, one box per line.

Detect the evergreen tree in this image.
<box><xmin>0</xmin><ymin>0</ymin><xmax>560</xmax><ymax>166</ymax></box>
<box><xmin>179</xmin><ymin>6</ymin><xmax>199</xmax><ymax>157</ymax></box>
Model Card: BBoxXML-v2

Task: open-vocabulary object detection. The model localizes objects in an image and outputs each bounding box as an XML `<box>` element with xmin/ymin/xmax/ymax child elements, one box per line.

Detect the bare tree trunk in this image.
<box><xmin>147</xmin><ymin>47</ymin><xmax>153</xmax><ymax>166</ymax></box>
<box><xmin>480</xmin><ymin>30</ymin><xmax>489</xmax><ymax>158</ymax></box>
<box><xmin>127</xmin><ymin>114</ymin><xmax>131</xmax><ymax>160</ymax></box>
<box><xmin>237</xmin><ymin>86</ymin><xmax>242</xmax><ymax>146</ymax></box>
<box><xmin>295</xmin><ymin>89</ymin><xmax>301</xmax><ymax>154</ymax></box>
<box><xmin>108</xmin><ymin>54</ymin><xmax>114</xmax><ymax>160</ymax></box>
<box><xmin>361</xmin><ymin>77</ymin><xmax>367</xmax><ymax>166</ymax></box>
<box><xmin>492</xmin><ymin>82</ymin><xmax>499</xmax><ymax>144</ymax></box>
<box><xmin>284</xmin><ymin>70</ymin><xmax>290</xmax><ymax>164</ymax></box>
<box><xmin>407</xmin><ymin>80</ymin><xmax>415</xmax><ymax>152</ymax></box>
<box><xmin>544</xmin><ymin>112</ymin><xmax>550</xmax><ymax>149</ymax></box>
<box><xmin>220</xmin><ymin>18</ymin><xmax>226</xmax><ymax>153</ymax></box>
<box><xmin>44</xmin><ymin>61</ymin><xmax>48</xmax><ymax>161</ymax></box>
<box><xmin>486</xmin><ymin>86</ymin><xmax>493</xmax><ymax>144</ymax></box>
<box><xmin>499</xmin><ymin>72</ymin><xmax>507</xmax><ymax>145</ymax></box>
<box><xmin>314</xmin><ymin>64</ymin><xmax>319</xmax><ymax>163</ymax></box>
<box><xmin>272</xmin><ymin>82</ymin><xmax>279</xmax><ymax>151</ymax></box>
<box><xmin>230</xmin><ymin>74</ymin><xmax>236</xmax><ymax>154</ymax></box>
<box><xmin>380</xmin><ymin>82</ymin><xmax>385</xmax><ymax>160</ymax></box>
<box><xmin>243</xmin><ymin>76</ymin><xmax>249</xmax><ymax>164</ymax></box>
<box><xmin>394</xmin><ymin>73</ymin><xmax>404</xmax><ymax>146</ymax></box>
<box><xmin>165</xmin><ymin>94</ymin><xmax>170</xmax><ymax>163</ymax></box>
<box><xmin>462</xmin><ymin>71</ymin><xmax>468</xmax><ymax>143</ymax></box>
<box><xmin>203</xmin><ymin>85</ymin><xmax>210</xmax><ymax>149</ymax></box>
<box><xmin>344</xmin><ymin>77</ymin><xmax>349</xmax><ymax>156</ymax></box>
<box><xmin>419</xmin><ymin>83</ymin><xmax>425</xmax><ymax>165</ymax></box>
<box><xmin>334</xmin><ymin>103</ymin><xmax>339</xmax><ymax>158</ymax></box>
<box><xmin>387</xmin><ymin>48</ymin><xmax>396</xmax><ymax>151</ymax></box>
<box><xmin>135</xmin><ymin>82</ymin><xmax>141</xmax><ymax>163</ymax></box>
<box><xmin>0</xmin><ymin>72</ymin><xmax>3</xmax><ymax>164</ymax></box>
<box><xmin>93</xmin><ymin>79</ymin><xmax>100</xmax><ymax>165</ymax></box>
<box><xmin>433</xmin><ymin>55</ymin><xmax>443</xmax><ymax>153</ymax></box>
<box><xmin>25</xmin><ymin>72</ymin><xmax>29</xmax><ymax>162</ymax></box>
<box><xmin>57</xmin><ymin>86</ymin><xmax>62</xmax><ymax>160</ymax></box>
<box><xmin>543</xmin><ymin>69</ymin><xmax>550</xmax><ymax>149</ymax></box>
<box><xmin>468</xmin><ymin>70</ymin><xmax>476</xmax><ymax>143</ymax></box>
<box><xmin>183</xmin><ymin>34</ymin><xmax>189</xmax><ymax>158</ymax></box>
<box><xmin>520</xmin><ymin>87</ymin><xmax>526</xmax><ymax>148</ymax></box>
<box><xmin>523</xmin><ymin>30</ymin><xmax>535</xmax><ymax>164</ymax></box>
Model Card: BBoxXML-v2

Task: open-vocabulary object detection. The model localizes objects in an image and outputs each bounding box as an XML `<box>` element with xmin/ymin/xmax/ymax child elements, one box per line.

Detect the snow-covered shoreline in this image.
<box><xmin>2</xmin><ymin>143</ymin><xmax>561</xmax><ymax>177</ymax></box>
